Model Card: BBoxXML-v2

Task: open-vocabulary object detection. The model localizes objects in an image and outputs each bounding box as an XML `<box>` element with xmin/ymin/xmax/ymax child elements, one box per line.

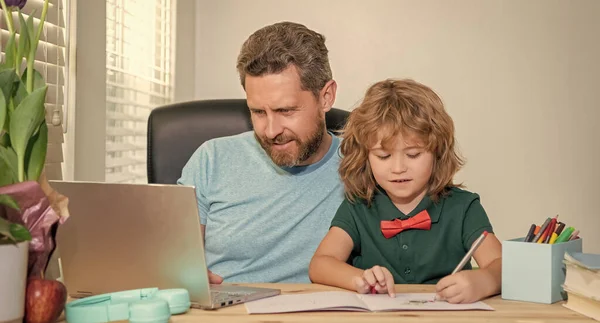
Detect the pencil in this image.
<box><xmin>452</xmin><ymin>231</ymin><xmax>488</xmax><ymax>275</ymax></box>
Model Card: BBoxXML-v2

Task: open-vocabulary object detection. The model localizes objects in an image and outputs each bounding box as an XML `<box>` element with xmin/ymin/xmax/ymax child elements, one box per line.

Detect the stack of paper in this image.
<box><xmin>563</xmin><ymin>252</ymin><xmax>600</xmax><ymax>321</ymax></box>
<box><xmin>244</xmin><ymin>291</ymin><xmax>494</xmax><ymax>314</ymax></box>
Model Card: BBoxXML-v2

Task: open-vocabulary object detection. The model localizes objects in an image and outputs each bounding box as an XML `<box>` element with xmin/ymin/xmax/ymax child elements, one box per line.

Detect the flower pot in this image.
<box><xmin>0</xmin><ymin>240</ymin><xmax>29</xmax><ymax>323</ymax></box>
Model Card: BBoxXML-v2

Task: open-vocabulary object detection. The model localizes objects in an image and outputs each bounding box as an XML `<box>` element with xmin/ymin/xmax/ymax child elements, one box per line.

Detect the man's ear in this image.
<box><xmin>320</xmin><ymin>80</ymin><xmax>337</xmax><ymax>112</ymax></box>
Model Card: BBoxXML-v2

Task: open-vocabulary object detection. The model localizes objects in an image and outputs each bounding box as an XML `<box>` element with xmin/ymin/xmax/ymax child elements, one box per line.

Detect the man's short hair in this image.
<box><xmin>236</xmin><ymin>21</ymin><xmax>332</xmax><ymax>97</ymax></box>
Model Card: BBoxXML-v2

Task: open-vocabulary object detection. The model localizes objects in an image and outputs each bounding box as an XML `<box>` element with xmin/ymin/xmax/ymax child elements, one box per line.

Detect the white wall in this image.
<box><xmin>195</xmin><ymin>0</ymin><xmax>600</xmax><ymax>253</ymax></box>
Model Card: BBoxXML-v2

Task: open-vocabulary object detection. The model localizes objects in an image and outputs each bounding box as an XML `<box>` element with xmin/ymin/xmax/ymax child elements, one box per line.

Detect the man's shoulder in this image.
<box><xmin>202</xmin><ymin>131</ymin><xmax>256</xmax><ymax>149</ymax></box>
<box><xmin>182</xmin><ymin>131</ymin><xmax>258</xmax><ymax>171</ymax></box>
<box><xmin>191</xmin><ymin>131</ymin><xmax>256</xmax><ymax>157</ymax></box>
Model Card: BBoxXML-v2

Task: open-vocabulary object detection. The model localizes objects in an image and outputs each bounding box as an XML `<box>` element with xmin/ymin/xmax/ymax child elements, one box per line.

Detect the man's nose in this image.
<box><xmin>265</xmin><ymin>116</ymin><xmax>284</xmax><ymax>139</ymax></box>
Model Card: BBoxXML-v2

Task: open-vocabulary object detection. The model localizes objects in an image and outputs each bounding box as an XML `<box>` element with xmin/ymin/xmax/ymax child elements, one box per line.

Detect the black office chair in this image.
<box><xmin>147</xmin><ymin>99</ymin><xmax>350</xmax><ymax>184</ymax></box>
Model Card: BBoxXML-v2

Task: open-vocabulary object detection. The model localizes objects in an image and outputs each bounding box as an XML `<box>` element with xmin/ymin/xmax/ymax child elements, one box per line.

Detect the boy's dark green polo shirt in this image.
<box><xmin>331</xmin><ymin>187</ymin><xmax>493</xmax><ymax>284</ymax></box>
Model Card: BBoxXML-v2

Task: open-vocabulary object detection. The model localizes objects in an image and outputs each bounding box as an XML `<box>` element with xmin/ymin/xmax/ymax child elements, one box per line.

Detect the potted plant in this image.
<box><xmin>0</xmin><ymin>0</ymin><xmax>70</xmax><ymax>322</ymax></box>
<box><xmin>0</xmin><ymin>210</ymin><xmax>30</xmax><ymax>323</ymax></box>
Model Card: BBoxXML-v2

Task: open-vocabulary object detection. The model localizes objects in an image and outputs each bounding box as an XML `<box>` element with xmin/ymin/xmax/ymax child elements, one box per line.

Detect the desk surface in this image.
<box><xmin>161</xmin><ymin>283</ymin><xmax>593</xmax><ymax>323</ymax></box>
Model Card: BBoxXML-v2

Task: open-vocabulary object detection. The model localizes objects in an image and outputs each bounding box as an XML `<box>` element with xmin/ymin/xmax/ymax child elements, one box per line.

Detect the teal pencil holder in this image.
<box><xmin>501</xmin><ymin>237</ymin><xmax>583</xmax><ymax>304</ymax></box>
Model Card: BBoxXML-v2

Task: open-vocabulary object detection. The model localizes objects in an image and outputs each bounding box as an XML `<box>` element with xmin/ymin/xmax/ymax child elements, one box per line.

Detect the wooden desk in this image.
<box><xmin>165</xmin><ymin>283</ymin><xmax>593</xmax><ymax>323</ymax></box>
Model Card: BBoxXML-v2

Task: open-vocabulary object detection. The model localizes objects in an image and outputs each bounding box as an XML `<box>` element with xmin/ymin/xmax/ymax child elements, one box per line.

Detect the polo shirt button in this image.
<box><xmin>405</xmin><ymin>267</ymin><xmax>411</xmax><ymax>274</ymax></box>
<box><xmin>402</xmin><ymin>244</ymin><xmax>408</xmax><ymax>250</ymax></box>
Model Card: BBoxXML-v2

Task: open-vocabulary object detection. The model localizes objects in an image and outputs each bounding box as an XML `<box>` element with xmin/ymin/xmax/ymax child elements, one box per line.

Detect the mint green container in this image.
<box><xmin>501</xmin><ymin>237</ymin><xmax>583</xmax><ymax>304</ymax></box>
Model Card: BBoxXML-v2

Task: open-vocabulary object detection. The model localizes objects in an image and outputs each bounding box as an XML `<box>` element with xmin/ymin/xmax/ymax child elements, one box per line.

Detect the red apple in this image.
<box><xmin>24</xmin><ymin>277</ymin><xmax>67</xmax><ymax>323</ymax></box>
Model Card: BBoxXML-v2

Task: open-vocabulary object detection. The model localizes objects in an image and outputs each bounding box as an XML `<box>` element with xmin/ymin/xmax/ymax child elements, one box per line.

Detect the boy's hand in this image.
<box><xmin>353</xmin><ymin>265</ymin><xmax>395</xmax><ymax>297</ymax></box>
<box><xmin>435</xmin><ymin>270</ymin><xmax>492</xmax><ymax>304</ymax></box>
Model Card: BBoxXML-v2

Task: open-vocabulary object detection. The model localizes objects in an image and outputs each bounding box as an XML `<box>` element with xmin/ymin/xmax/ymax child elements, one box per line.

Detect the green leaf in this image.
<box><xmin>20</xmin><ymin>68</ymin><xmax>45</xmax><ymax>92</ymax></box>
<box><xmin>0</xmin><ymin>132</ymin><xmax>10</xmax><ymax>147</ymax></box>
<box><xmin>0</xmin><ymin>151</ymin><xmax>16</xmax><ymax>186</ymax></box>
<box><xmin>9</xmin><ymin>85</ymin><xmax>47</xmax><ymax>182</ymax></box>
<box><xmin>0</xmin><ymin>194</ymin><xmax>20</xmax><ymax>212</ymax></box>
<box><xmin>0</xmin><ymin>68</ymin><xmax>18</xmax><ymax>107</ymax></box>
<box><xmin>10</xmin><ymin>222</ymin><xmax>31</xmax><ymax>241</ymax></box>
<box><xmin>3</xmin><ymin>33</ymin><xmax>16</xmax><ymax>70</ymax></box>
<box><xmin>25</xmin><ymin>121</ymin><xmax>47</xmax><ymax>181</ymax></box>
<box><xmin>13</xmin><ymin>80</ymin><xmax>27</xmax><ymax>111</ymax></box>
<box><xmin>16</xmin><ymin>12</ymin><xmax>31</xmax><ymax>72</ymax></box>
<box><xmin>0</xmin><ymin>90</ymin><xmax>5</xmax><ymax>137</ymax></box>
<box><xmin>0</xmin><ymin>216</ymin><xmax>31</xmax><ymax>243</ymax></box>
<box><xmin>0</xmin><ymin>144</ymin><xmax>18</xmax><ymax>184</ymax></box>
<box><xmin>0</xmin><ymin>216</ymin><xmax>17</xmax><ymax>243</ymax></box>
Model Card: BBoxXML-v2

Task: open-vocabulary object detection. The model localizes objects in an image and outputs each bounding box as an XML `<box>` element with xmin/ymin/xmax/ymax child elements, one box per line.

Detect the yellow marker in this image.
<box><xmin>549</xmin><ymin>233</ymin><xmax>558</xmax><ymax>244</ymax></box>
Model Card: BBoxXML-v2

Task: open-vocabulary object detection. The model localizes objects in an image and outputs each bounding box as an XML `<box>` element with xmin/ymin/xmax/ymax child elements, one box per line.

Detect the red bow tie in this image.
<box><xmin>380</xmin><ymin>210</ymin><xmax>432</xmax><ymax>238</ymax></box>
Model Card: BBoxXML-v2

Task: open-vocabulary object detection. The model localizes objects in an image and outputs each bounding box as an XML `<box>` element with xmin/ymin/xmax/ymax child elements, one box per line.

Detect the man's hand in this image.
<box><xmin>208</xmin><ymin>270</ymin><xmax>223</xmax><ymax>284</ymax></box>
<box><xmin>352</xmin><ymin>265</ymin><xmax>395</xmax><ymax>297</ymax></box>
<box><xmin>435</xmin><ymin>270</ymin><xmax>493</xmax><ymax>304</ymax></box>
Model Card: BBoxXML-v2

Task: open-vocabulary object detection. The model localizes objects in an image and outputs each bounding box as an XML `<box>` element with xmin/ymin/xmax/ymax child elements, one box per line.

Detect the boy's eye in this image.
<box><xmin>407</xmin><ymin>153</ymin><xmax>421</xmax><ymax>159</ymax></box>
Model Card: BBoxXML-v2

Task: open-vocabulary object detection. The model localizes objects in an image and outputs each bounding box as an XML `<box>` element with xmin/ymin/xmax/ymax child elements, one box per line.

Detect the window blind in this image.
<box><xmin>105</xmin><ymin>0</ymin><xmax>174</xmax><ymax>183</ymax></box>
<box><xmin>0</xmin><ymin>0</ymin><xmax>70</xmax><ymax>181</ymax></box>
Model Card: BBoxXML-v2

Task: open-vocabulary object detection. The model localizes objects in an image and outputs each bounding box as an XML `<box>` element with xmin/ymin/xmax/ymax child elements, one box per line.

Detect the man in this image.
<box><xmin>177</xmin><ymin>21</ymin><xmax>344</xmax><ymax>283</ymax></box>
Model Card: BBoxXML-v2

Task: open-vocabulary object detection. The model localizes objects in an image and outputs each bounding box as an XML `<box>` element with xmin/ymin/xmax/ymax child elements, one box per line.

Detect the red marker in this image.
<box><xmin>452</xmin><ymin>231</ymin><xmax>488</xmax><ymax>275</ymax></box>
<box><xmin>369</xmin><ymin>286</ymin><xmax>377</xmax><ymax>294</ymax></box>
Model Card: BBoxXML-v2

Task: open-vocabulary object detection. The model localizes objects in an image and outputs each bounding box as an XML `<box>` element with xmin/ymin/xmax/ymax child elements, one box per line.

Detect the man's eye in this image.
<box><xmin>407</xmin><ymin>153</ymin><xmax>421</xmax><ymax>159</ymax></box>
<box><xmin>251</xmin><ymin>110</ymin><xmax>265</xmax><ymax>115</ymax></box>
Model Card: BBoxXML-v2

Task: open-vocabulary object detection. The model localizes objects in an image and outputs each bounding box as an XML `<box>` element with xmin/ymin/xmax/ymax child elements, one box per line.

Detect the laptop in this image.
<box><xmin>52</xmin><ymin>180</ymin><xmax>280</xmax><ymax>309</ymax></box>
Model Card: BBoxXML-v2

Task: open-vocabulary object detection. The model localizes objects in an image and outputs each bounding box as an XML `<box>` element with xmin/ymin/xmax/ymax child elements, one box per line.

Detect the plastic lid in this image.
<box><xmin>129</xmin><ymin>299</ymin><xmax>171</xmax><ymax>323</ymax></box>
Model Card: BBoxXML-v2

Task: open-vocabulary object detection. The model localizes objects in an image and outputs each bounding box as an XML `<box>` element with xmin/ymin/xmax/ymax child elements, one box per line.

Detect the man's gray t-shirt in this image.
<box><xmin>177</xmin><ymin>131</ymin><xmax>344</xmax><ymax>283</ymax></box>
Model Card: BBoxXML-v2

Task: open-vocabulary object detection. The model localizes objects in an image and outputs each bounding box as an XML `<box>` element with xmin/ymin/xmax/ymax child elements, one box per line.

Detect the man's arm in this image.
<box><xmin>201</xmin><ymin>224</ymin><xmax>223</xmax><ymax>284</ymax></box>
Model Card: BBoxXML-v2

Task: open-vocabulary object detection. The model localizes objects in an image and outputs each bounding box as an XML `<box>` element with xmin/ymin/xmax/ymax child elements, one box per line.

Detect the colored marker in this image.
<box><xmin>452</xmin><ymin>231</ymin><xmax>488</xmax><ymax>274</ymax></box>
<box><xmin>527</xmin><ymin>226</ymin><xmax>540</xmax><ymax>242</ymax></box>
<box><xmin>543</xmin><ymin>220</ymin><xmax>556</xmax><ymax>244</ymax></box>
<box><xmin>554</xmin><ymin>222</ymin><xmax>565</xmax><ymax>236</ymax></box>
<box><xmin>524</xmin><ymin>224</ymin><xmax>536</xmax><ymax>242</ymax></box>
<box><xmin>555</xmin><ymin>227</ymin><xmax>574</xmax><ymax>244</ymax></box>
<box><xmin>549</xmin><ymin>233</ymin><xmax>558</xmax><ymax>244</ymax></box>
<box><xmin>538</xmin><ymin>218</ymin><xmax>556</xmax><ymax>244</ymax></box>
<box><xmin>369</xmin><ymin>286</ymin><xmax>377</xmax><ymax>294</ymax></box>
<box><xmin>569</xmin><ymin>230</ymin><xmax>580</xmax><ymax>241</ymax></box>
<box><xmin>531</xmin><ymin>218</ymin><xmax>551</xmax><ymax>243</ymax></box>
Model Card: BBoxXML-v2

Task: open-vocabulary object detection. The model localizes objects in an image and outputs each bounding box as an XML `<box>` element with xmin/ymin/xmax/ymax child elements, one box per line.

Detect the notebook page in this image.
<box><xmin>245</xmin><ymin>291</ymin><xmax>368</xmax><ymax>314</ymax></box>
<box><xmin>358</xmin><ymin>293</ymin><xmax>494</xmax><ymax>312</ymax></box>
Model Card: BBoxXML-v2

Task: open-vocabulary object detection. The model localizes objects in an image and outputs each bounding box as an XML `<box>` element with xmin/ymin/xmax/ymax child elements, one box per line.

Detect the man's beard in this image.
<box><xmin>255</xmin><ymin>118</ymin><xmax>325</xmax><ymax>167</ymax></box>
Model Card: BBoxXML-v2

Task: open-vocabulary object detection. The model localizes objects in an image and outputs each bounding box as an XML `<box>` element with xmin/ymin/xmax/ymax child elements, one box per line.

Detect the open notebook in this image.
<box><xmin>245</xmin><ymin>291</ymin><xmax>494</xmax><ymax>314</ymax></box>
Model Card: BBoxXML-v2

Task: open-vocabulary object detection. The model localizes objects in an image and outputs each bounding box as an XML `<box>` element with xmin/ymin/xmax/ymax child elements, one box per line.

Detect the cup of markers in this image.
<box><xmin>523</xmin><ymin>215</ymin><xmax>579</xmax><ymax>244</ymax></box>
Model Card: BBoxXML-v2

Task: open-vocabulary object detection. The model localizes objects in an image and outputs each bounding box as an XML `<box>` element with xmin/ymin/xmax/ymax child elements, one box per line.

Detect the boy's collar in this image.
<box><xmin>374</xmin><ymin>188</ymin><xmax>442</xmax><ymax>224</ymax></box>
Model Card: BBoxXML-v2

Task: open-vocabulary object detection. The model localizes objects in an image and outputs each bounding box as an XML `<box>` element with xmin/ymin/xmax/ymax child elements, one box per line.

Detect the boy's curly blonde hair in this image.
<box><xmin>339</xmin><ymin>79</ymin><xmax>464</xmax><ymax>204</ymax></box>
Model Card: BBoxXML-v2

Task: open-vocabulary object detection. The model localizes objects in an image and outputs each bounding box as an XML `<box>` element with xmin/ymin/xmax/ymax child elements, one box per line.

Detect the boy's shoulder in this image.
<box><xmin>441</xmin><ymin>186</ymin><xmax>483</xmax><ymax>207</ymax></box>
<box><xmin>446</xmin><ymin>186</ymin><xmax>480</xmax><ymax>198</ymax></box>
